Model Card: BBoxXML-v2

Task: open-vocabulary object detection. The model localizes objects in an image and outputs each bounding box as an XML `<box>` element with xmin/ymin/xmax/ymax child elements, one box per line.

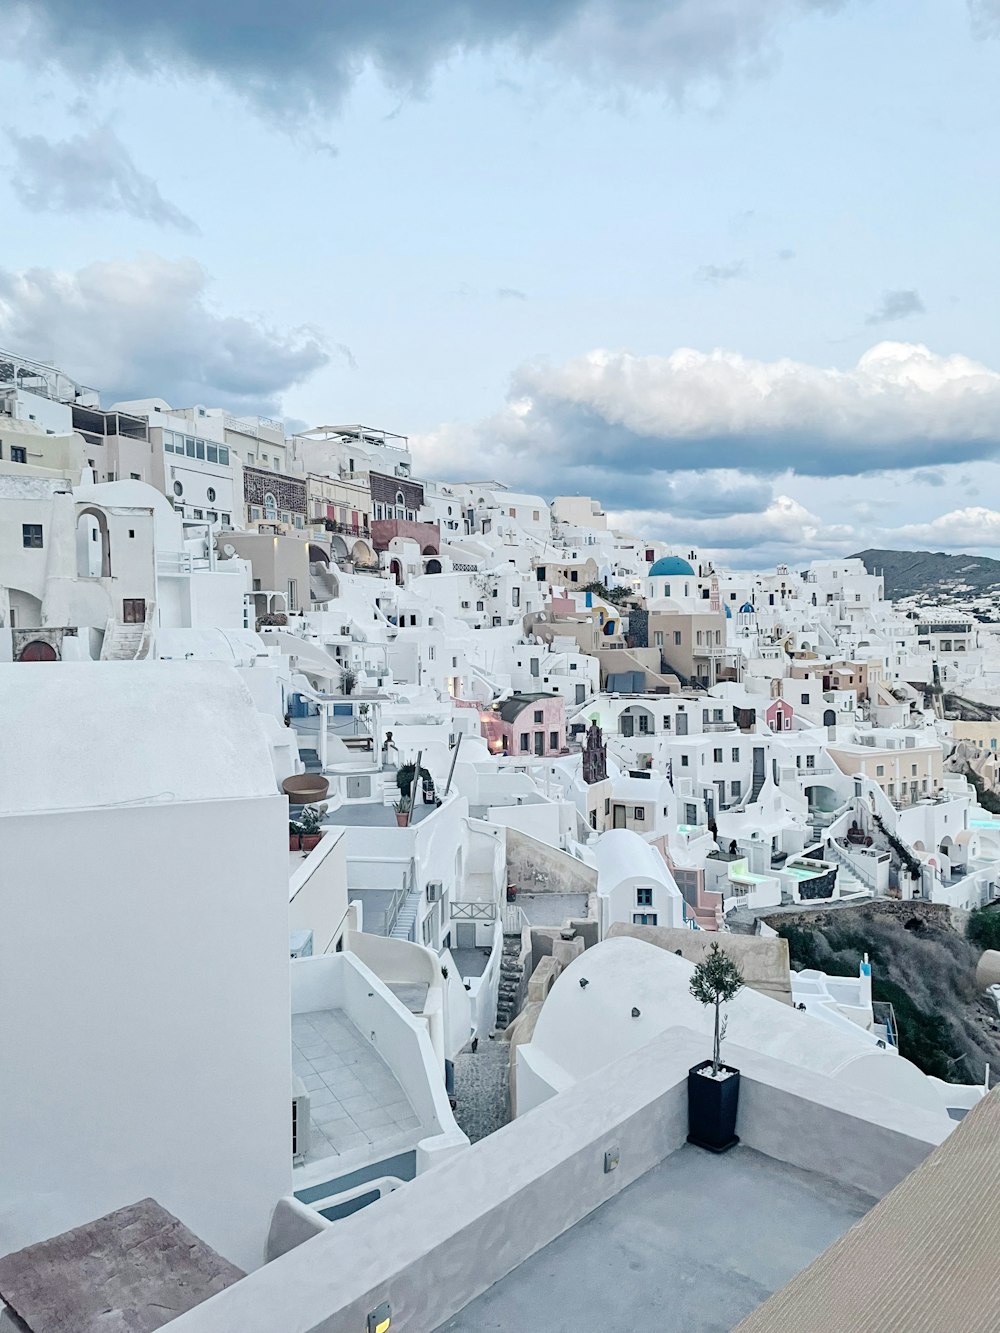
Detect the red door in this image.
<box><xmin>19</xmin><ymin>640</ymin><xmax>57</xmax><ymax>662</ymax></box>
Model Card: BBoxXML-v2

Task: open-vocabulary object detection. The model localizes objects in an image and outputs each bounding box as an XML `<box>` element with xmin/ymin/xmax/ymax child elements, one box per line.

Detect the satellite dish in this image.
<box><xmin>223</xmin><ymin>543</ymin><xmax>236</xmax><ymax>558</ymax></box>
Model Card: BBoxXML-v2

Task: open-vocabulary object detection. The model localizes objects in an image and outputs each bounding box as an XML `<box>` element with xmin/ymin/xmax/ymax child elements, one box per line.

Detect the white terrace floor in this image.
<box><xmin>292</xmin><ymin>1010</ymin><xmax>421</xmax><ymax>1165</ymax></box>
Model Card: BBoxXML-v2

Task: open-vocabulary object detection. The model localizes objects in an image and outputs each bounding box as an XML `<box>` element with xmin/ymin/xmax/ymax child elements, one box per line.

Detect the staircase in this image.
<box><xmin>495</xmin><ymin>932</ymin><xmax>526</xmax><ymax>1029</ymax></box>
<box><xmin>389</xmin><ymin>890</ymin><xmax>421</xmax><ymax>942</ymax></box>
<box><xmin>749</xmin><ymin>770</ymin><xmax>766</xmax><ymax>804</ymax></box>
<box><xmin>99</xmin><ymin>609</ymin><xmax>153</xmax><ymax>661</ymax></box>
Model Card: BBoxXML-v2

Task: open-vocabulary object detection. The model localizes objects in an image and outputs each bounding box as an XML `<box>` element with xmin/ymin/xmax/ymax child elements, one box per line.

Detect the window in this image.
<box><xmin>512</xmin><ymin>587</ymin><xmax>520</xmax><ymax>607</ymax></box>
<box><xmin>293</xmin><ymin>514</ymin><xmax>304</xmax><ymax>529</ymax></box>
<box><xmin>713</xmin><ymin>748</ymin><xmax>723</xmax><ymax>762</ymax></box>
<box><xmin>249</xmin><ymin>505</ymin><xmax>261</xmax><ymax>520</ymax></box>
<box><xmin>801</xmin><ymin>694</ymin><xmax>809</xmax><ymax>704</ymax></box>
<box><xmin>534</xmin><ymin>710</ymin><xmax>544</xmax><ymax>723</ymax></box>
<box><xmin>11</xmin><ymin>446</ymin><xmax>26</xmax><ymax>464</ymax></box>
<box><xmin>731</xmin><ymin>780</ymin><xmax>741</xmax><ymax>799</ymax></box>
<box><xmin>173</xmin><ymin>481</ymin><xmax>183</xmax><ymax>496</ymax></box>
<box><xmin>207</xmin><ymin>486</ymin><xmax>216</xmax><ymax>503</ymax></box>
<box><xmin>680</xmin><ymin>754</ymin><xmax>689</xmax><ymax>767</ymax></box>
<box><xmin>192</xmin><ymin>508</ymin><xmax>204</xmax><ymax>519</ymax></box>
<box><xmin>281</xmin><ymin>511</ymin><xmax>291</xmax><ymax>525</ymax></box>
<box><xmin>673</xmin><ymin>631</ymin><xmax>682</xmax><ymax>646</ymax></box>
<box><xmin>685</xmin><ymin>803</ymin><xmax>697</xmax><ymax>824</ymax></box>
<box><xmin>185</xmin><ymin>437</ymin><xmax>196</xmax><ymax>457</ymax></box>
<box><xmin>519</xmin><ymin>734</ymin><xmax>530</xmax><ymax>753</ymax></box>
<box><xmin>207</xmin><ymin>511</ymin><xmax>218</xmax><ymax>523</ymax></box>
<box><xmin>218</xmin><ymin>447</ymin><xmax>229</xmax><ymax>466</ymax></box>
<box><xmin>195</xmin><ymin>440</ymin><xmax>205</xmax><ymax>460</ymax></box>
<box><xmin>22</xmin><ymin>523</ymin><xmax>43</xmax><ymax>548</ymax></box>
<box><xmin>428</xmin><ymin>646</ymin><xmax>436</xmax><ymax>661</ymax></box>
<box><xmin>207</xmin><ymin>444</ymin><xmax>219</xmax><ymax>463</ymax></box>
<box><xmin>633</xmin><ymin>913</ymin><xmax>658</xmax><ymax>926</ymax></box>
<box><xmin>287</xmin><ymin>579</ymin><xmax>297</xmax><ymax>612</ymax></box>
<box><xmin>638</xmin><ymin>714</ymin><xmax>650</xmax><ymax>734</ymax></box>
<box><xmin>911</xmin><ymin>763</ymin><xmax>918</xmax><ymax>776</ymax></box>
<box><xmin>130</xmin><ymin>472</ymin><xmax>140</xmax><ymax>480</ymax></box>
<box><xmin>604</xmin><ymin>798</ymin><xmax>611</xmax><ymax>815</ymax></box>
<box><xmin>221</xmin><ymin>512</ymin><xmax>231</xmax><ymax>526</ymax></box>
<box><xmin>696</xmin><ymin>631</ymin><xmax>703</xmax><ymax>645</ymax></box>
<box><xmin>476</xmin><ymin>600</ymin><xmax>484</xmax><ymax>611</ymax></box>
<box><xmin>128</xmin><ymin>529</ymin><xmax>135</xmax><ymax>538</ymax></box>
<box><xmin>533</xmin><ymin>510</ymin><xmax>540</xmax><ymax>521</ymax></box>
<box><xmin>636</xmin><ymin>887</ymin><xmax>653</xmax><ymax>906</ymax></box>
<box><xmin>876</xmin><ymin>764</ymin><xmax>884</xmax><ymax>776</ymax></box>
<box><xmin>263</xmin><ymin>493</ymin><xmax>278</xmax><ymax>521</ymax></box>
<box><xmin>806</xmin><ymin>755</ymin><xmax>815</xmax><ymax>769</ymax></box>
<box><xmin>732</xmin><ymin>748</ymin><xmax>739</xmax><ymax>762</ymax></box>
<box><xmin>634</xmin><ymin>807</ymin><xmax>645</xmax><ymax>821</ymax></box>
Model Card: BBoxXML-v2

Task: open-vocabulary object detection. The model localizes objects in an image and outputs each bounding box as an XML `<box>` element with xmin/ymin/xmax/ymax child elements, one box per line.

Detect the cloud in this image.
<box><xmin>697</xmin><ymin>260</ymin><xmax>746</xmax><ymax>283</ymax></box>
<box><xmin>969</xmin><ymin>1</ymin><xmax>1000</xmax><ymax>38</ymax></box>
<box><xmin>8</xmin><ymin>1</ymin><xmax>851</xmax><ymax>116</ymax></box>
<box><xmin>0</xmin><ymin>254</ymin><xmax>329</xmax><ymax>412</ymax></box>
<box><xmin>881</xmin><ymin>507</ymin><xmax>1000</xmax><ymax>549</ymax></box>
<box><xmin>497</xmin><ymin>287</ymin><xmax>528</xmax><ymax>301</ymax></box>
<box><xmin>777</xmin><ymin>248</ymin><xmax>796</xmax><ymax>261</ymax></box>
<box><xmin>865</xmin><ymin>288</ymin><xmax>925</xmax><ymax>326</ymax></box>
<box><xmin>417</xmin><ymin>342</ymin><xmax>1000</xmax><ymax>498</ymax></box>
<box><xmin>8</xmin><ymin>125</ymin><xmax>197</xmax><ymax>232</ymax></box>
<box><xmin>912</xmin><ymin>469</ymin><xmax>946</xmax><ymax>487</ymax></box>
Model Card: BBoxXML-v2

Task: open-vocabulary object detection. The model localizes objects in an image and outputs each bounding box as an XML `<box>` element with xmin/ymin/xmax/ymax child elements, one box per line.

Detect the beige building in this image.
<box><xmin>221</xmin><ymin>532</ymin><xmax>312</xmax><ymax>623</ymax></box>
<box><xmin>827</xmin><ymin>736</ymin><xmax>944</xmax><ymax>806</ymax></box>
<box><xmin>646</xmin><ymin>609</ymin><xmax>729</xmax><ymax>687</ymax></box>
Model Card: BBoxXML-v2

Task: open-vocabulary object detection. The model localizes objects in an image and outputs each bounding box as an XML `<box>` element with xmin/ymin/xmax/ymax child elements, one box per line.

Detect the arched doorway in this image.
<box><xmin>19</xmin><ymin>640</ymin><xmax>57</xmax><ymax>662</ymax></box>
<box><xmin>823</xmin><ymin>709</ymin><xmax>836</xmax><ymax>727</ymax></box>
<box><xmin>76</xmin><ymin>506</ymin><xmax>111</xmax><ymax>578</ymax></box>
<box><xmin>308</xmin><ymin>543</ymin><xmax>330</xmax><ymax>565</ymax></box>
<box><xmin>389</xmin><ymin>558</ymin><xmax>402</xmax><ymax>586</ymax></box>
<box><xmin>425</xmin><ymin>558</ymin><xmax>442</xmax><ymax>574</ymax></box>
<box><xmin>805</xmin><ymin>784</ymin><xmax>840</xmax><ymax>814</ymax></box>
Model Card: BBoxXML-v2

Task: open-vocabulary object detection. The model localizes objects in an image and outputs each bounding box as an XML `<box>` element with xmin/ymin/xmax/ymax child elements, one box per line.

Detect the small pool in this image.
<box><xmin>971</xmin><ymin>819</ymin><xmax>1000</xmax><ymax>830</ymax></box>
<box><xmin>785</xmin><ymin>864</ymin><xmax>827</xmax><ymax>881</ymax></box>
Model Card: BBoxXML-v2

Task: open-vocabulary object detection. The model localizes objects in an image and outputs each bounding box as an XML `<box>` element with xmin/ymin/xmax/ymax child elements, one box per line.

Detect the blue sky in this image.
<box><xmin>2</xmin><ymin>0</ymin><xmax>1000</xmax><ymax>566</ymax></box>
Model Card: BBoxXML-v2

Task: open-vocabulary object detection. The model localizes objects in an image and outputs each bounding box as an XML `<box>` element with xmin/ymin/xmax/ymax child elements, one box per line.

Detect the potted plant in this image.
<box><xmin>395</xmin><ymin>763</ymin><xmax>430</xmax><ymax>802</ymax></box>
<box><xmin>687</xmin><ymin>941</ymin><xmax>745</xmax><ymax>1153</ymax></box>
<box><xmin>297</xmin><ymin>804</ymin><xmax>326</xmax><ymax>852</ymax></box>
<box><xmin>289</xmin><ymin>818</ymin><xmax>302</xmax><ymax>852</ymax></box>
<box><xmin>393</xmin><ymin>796</ymin><xmax>411</xmax><ymax>827</ymax></box>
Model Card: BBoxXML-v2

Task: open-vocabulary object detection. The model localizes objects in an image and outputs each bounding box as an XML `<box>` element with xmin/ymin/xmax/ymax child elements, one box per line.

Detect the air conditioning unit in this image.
<box><xmin>292</xmin><ymin>1076</ymin><xmax>311</xmax><ymax>1160</ymax></box>
<box><xmin>426</xmin><ymin>880</ymin><xmax>442</xmax><ymax>903</ymax></box>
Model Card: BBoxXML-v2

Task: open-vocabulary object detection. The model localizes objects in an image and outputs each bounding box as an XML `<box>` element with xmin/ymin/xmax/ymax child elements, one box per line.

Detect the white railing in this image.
<box><xmin>502</xmin><ymin>904</ymin><xmax>528</xmax><ymax>935</ymax></box>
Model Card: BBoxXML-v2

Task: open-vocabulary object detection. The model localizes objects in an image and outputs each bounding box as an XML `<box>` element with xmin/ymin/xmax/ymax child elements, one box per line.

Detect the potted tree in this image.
<box><xmin>395</xmin><ymin>762</ymin><xmax>430</xmax><ymax>804</ymax></box>
<box><xmin>687</xmin><ymin>941</ymin><xmax>745</xmax><ymax>1153</ymax></box>
<box><xmin>393</xmin><ymin>796</ymin><xmax>411</xmax><ymax>827</ymax></box>
<box><xmin>297</xmin><ymin>804</ymin><xmax>326</xmax><ymax>852</ymax></box>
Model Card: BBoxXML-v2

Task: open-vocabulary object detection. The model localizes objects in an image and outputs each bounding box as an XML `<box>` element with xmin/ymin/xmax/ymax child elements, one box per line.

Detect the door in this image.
<box><xmin>534</xmin><ymin>731</ymin><xmax>544</xmax><ymax>756</ymax></box>
<box><xmin>455</xmin><ymin>922</ymin><xmax>476</xmax><ymax>950</ymax></box>
<box><xmin>19</xmin><ymin>640</ymin><xmax>57</xmax><ymax>662</ymax></box>
<box><xmin>613</xmin><ymin>805</ymin><xmax>626</xmax><ymax>828</ymax></box>
<box><xmin>753</xmin><ymin>747</ymin><xmax>765</xmax><ymax>785</ymax></box>
<box><xmin>621</xmin><ymin>714</ymin><xmax>635</xmax><ymax>737</ymax></box>
<box><xmin>676</xmin><ymin>713</ymin><xmax>688</xmax><ymax>736</ymax></box>
<box><xmin>576</xmin><ymin>684</ymin><xmax>586</xmax><ymax>704</ymax></box>
<box><xmin>122</xmin><ymin>598</ymin><xmax>146</xmax><ymax>623</ymax></box>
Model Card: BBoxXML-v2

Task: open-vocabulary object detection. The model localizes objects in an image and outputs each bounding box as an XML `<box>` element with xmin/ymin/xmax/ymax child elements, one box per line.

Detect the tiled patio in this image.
<box><xmin>292</xmin><ymin>1010</ymin><xmax>421</xmax><ymax>1164</ymax></box>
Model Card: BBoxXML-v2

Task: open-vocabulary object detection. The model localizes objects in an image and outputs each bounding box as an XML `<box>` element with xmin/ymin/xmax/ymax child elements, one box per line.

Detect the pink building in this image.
<box><xmin>766</xmin><ymin>698</ymin><xmax>795</xmax><ymax>733</ymax></box>
<box><xmin>493</xmin><ymin>693</ymin><xmax>567</xmax><ymax>757</ymax></box>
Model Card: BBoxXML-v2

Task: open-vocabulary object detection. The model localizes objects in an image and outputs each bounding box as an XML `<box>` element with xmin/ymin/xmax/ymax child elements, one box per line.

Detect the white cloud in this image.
<box><xmin>881</xmin><ymin>507</ymin><xmax>1000</xmax><ymax>549</ymax></box>
<box><xmin>0</xmin><ymin>254</ymin><xmax>329</xmax><ymax>412</ymax></box>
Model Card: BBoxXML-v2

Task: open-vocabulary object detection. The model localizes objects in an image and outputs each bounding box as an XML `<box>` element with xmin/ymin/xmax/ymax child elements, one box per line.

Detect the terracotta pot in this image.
<box><xmin>395</xmin><ymin>812</ymin><xmax>408</xmax><ymax>827</ymax></box>
<box><xmin>301</xmin><ymin>833</ymin><xmax>322</xmax><ymax>851</ymax></box>
<box><xmin>289</xmin><ymin>832</ymin><xmax>301</xmax><ymax>851</ymax></box>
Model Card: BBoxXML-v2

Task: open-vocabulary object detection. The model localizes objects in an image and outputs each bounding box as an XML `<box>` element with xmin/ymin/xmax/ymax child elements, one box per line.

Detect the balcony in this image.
<box><xmin>704</xmin><ymin>721</ymin><xmax>737</xmax><ymax>732</ymax></box>
<box><xmin>320</xmin><ymin>518</ymin><xmax>372</xmax><ymax>539</ymax></box>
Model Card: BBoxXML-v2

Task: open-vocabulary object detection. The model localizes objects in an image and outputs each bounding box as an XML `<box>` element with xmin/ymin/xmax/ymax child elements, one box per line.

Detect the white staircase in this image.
<box><xmin>389</xmin><ymin>890</ymin><xmax>422</xmax><ymax>941</ymax></box>
<box><xmin>99</xmin><ymin>608</ymin><xmax>154</xmax><ymax>661</ymax></box>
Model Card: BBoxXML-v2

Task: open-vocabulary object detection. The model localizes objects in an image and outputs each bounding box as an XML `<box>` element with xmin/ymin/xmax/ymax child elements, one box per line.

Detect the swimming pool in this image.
<box><xmin>784</xmin><ymin>864</ymin><xmax>827</xmax><ymax>881</ymax></box>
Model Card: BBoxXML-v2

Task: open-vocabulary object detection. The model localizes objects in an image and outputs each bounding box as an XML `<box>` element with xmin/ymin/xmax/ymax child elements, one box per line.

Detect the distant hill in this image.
<box><xmin>852</xmin><ymin>549</ymin><xmax>1000</xmax><ymax>601</ymax></box>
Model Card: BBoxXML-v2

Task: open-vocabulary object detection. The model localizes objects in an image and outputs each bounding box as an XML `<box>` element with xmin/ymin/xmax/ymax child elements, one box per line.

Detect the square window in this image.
<box><xmin>21</xmin><ymin>523</ymin><xmax>43</xmax><ymax>548</ymax></box>
<box><xmin>681</xmin><ymin>755</ymin><xmax>689</xmax><ymax>767</ymax></box>
<box><xmin>636</xmin><ymin>887</ymin><xmax>653</xmax><ymax>906</ymax></box>
<box><xmin>11</xmin><ymin>446</ymin><xmax>27</xmax><ymax>464</ymax></box>
<box><xmin>519</xmin><ymin>734</ymin><xmax>530</xmax><ymax>752</ymax></box>
<box><xmin>534</xmin><ymin>710</ymin><xmax>544</xmax><ymax>723</ymax></box>
<box><xmin>634</xmin><ymin>807</ymin><xmax>644</xmax><ymax>821</ymax></box>
<box><xmin>713</xmin><ymin>748</ymin><xmax>723</xmax><ymax>762</ymax></box>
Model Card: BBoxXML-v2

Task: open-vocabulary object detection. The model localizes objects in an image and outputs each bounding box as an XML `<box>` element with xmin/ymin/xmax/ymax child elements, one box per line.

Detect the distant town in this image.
<box><xmin>3</xmin><ymin>346</ymin><xmax>1000</xmax><ymax>1332</ymax></box>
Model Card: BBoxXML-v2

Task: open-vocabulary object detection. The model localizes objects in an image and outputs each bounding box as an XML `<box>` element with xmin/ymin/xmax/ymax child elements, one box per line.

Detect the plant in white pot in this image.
<box><xmin>687</xmin><ymin>941</ymin><xmax>745</xmax><ymax>1153</ymax></box>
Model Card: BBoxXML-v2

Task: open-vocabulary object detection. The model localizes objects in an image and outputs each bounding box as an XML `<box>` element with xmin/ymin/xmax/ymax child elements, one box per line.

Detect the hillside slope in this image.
<box><xmin>853</xmin><ymin>548</ymin><xmax>1000</xmax><ymax>601</ymax></box>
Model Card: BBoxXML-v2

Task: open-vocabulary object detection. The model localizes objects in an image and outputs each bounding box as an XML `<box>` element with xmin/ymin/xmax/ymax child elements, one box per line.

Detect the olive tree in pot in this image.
<box><xmin>687</xmin><ymin>941</ymin><xmax>745</xmax><ymax>1153</ymax></box>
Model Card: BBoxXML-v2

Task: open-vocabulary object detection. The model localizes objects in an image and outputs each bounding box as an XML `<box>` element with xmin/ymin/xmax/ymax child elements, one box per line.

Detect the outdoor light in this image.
<box><xmin>579</xmin><ymin>977</ymin><xmax>589</xmax><ymax>989</ymax></box>
<box><xmin>367</xmin><ymin>1303</ymin><xmax>391</xmax><ymax>1333</ymax></box>
<box><xmin>631</xmin><ymin>1006</ymin><xmax>641</xmax><ymax>1018</ymax></box>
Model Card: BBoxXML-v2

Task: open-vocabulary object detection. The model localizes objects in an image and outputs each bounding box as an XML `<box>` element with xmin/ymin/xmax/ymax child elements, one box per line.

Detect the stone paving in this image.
<box><xmin>452</xmin><ymin>1037</ymin><xmax>511</xmax><ymax>1144</ymax></box>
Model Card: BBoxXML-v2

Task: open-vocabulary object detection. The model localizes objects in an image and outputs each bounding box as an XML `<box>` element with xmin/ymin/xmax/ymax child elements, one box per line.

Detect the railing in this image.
<box><xmin>452</xmin><ymin>902</ymin><xmax>497</xmax><ymax>921</ymax></box>
<box><xmin>320</xmin><ymin>519</ymin><xmax>372</xmax><ymax>538</ymax></box>
<box><xmin>383</xmin><ymin>883</ymin><xmax>409</xmax><ymax>937</ymax></box>
<box><xmin>704</xmin><ymin>721</ymin><xmax>737</xmax><ymax>732</ymax></box>
<box><xmin>872</xmin><ymin>1000</ymin><xmax>898</xmax><ymax>1048</ymax></box>
<box><xmin>502</xmin><ymin>904</ymin><xmax>528</xmax><ymax>935</ymax></box>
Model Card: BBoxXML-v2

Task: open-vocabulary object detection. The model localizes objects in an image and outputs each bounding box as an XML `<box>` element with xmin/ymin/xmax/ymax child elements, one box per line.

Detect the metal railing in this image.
<box><xmin>452</xmin><ymin>902</ymin><xmax>497</xmax><ymax>921</ymax></box>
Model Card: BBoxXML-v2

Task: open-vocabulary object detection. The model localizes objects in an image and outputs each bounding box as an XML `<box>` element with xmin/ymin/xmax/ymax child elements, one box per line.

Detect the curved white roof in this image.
<box><xmin>0</xmin><ymin>662</ymin><xmax>277</xmax><ymax>815</ymax></box>
<box><xmin>592</xmin><ymin>830</ymin><xmax>679</xmax><ymax>893</ymax></box>
<box><xmin>526</xmin><ymin>936</ymin><xmax>950</xmax><ymax>1119</ymax></box>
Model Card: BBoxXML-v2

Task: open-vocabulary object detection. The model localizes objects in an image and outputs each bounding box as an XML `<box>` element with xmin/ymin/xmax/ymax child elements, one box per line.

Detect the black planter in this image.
<box><xmin>687</xmin><ymin>1061</ymin><xmax>741</xmax><ymax>1153</ymax></box>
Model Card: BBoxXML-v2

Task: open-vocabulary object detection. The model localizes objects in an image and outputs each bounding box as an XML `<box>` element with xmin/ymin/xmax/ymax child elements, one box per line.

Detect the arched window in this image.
<box><xmin>263</xmin><ymin>492</ymin><xmax>278</xmax><ymax>521</ymax></box>
<box><xmin>395</xmin><ymin>490</ymin><xmax>406</xmax><ymax>520</ymax></box>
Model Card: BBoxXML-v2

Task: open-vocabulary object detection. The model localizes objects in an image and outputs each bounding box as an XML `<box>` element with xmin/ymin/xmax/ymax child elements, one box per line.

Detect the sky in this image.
<box><xmin>2</xmin><ymin>0</ymin><xmax>1000</xmax><ymax>567</ymax></box>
